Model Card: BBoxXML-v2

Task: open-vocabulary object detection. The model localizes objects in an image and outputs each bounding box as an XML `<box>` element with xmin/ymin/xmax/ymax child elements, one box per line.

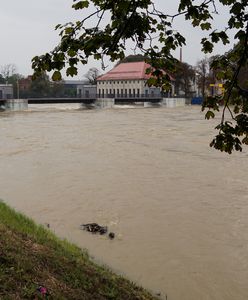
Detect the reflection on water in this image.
<box><xmin>0</xmin><ymin>105</ymin><xmax>248</xmax><ymax>300</ymax></box>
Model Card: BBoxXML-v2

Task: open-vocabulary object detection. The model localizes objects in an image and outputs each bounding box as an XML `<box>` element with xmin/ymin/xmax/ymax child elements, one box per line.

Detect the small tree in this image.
<box><xmin>195</xmin><ymin>58</ymin><xmax>211</xmax><ymax>97</ymax></box>
<box><xmin>84</xmin><ymin>67</ymin><xmax>99</xmax><ymax>84</ymax></box>
<box><xmin>50</xmin><ymin>81</ymin><xmax>65</xmax><ymax>97</ymax></box>
<box><xmin>1</xmin><ymin>64</ymin><xmax>17</xmax><ymax>83</ymax></box>
<box><xmin>29</xmin><ymin>73</ymin><xmax>51</xmax><ymax>98</ymax></box>
<box><xmin>0</xmin><ymin>74</ymin><xmax>5</xmax><ymax>84</ymax></box>
<box><xmin>174</xmin><ymin>62</ymin><xmax>196</xmax><ymax>97</ymax></box>
<box><xmin>7</xmin><ymin>73</ymin><xmax>24</xmax><ymax>98</ymax></box>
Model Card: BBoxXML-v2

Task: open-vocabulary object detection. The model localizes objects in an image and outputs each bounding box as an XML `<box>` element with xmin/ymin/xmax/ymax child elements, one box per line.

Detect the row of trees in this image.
<box><xmin>174</xmin><ymin>56</ymin><xmax>222</xmax><ymax>98</ymax></box>
<box><xmin>0</xmin><ymin>65</ymin><xmax>76</xmax><ymax>98</ymax></box>
<box><xmin>0</xmin><ymin>64</ymin><xmax>100</xmax><ymax>98</ymax></box>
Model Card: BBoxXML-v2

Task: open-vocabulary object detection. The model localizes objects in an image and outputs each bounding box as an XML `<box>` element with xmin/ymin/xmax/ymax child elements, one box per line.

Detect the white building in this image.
<box><xmin>97</xmin><ymin>61</ymin><xmax>174</xmax><ymax>98</ymax></box>
<box><xmin>77</xmin><ymin>83</ymin><xmax>97</xmax><ymax>98</ymax></box>
<box><xmin>62</xmin><ymin>80</ymin><xmax>97</xmax><ymax>98</ymax></box>
<box><xmin>0</xmin><ymin>84</ymin><xmax>13</xmax><ymax>99</ymax></box>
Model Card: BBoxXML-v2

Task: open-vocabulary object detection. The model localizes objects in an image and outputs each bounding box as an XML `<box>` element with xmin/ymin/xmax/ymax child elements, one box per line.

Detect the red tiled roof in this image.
<box><xmin>97</xmin><ymin>61</ymin><xmax>151</xmax><ymax>81</ymax></box>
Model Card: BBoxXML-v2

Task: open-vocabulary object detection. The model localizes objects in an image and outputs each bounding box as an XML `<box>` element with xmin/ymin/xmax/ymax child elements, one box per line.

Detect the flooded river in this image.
<box><xmin>0</xmin><ymin>105</ymin><xmax>248</xmax><ymax>299</ymax></box>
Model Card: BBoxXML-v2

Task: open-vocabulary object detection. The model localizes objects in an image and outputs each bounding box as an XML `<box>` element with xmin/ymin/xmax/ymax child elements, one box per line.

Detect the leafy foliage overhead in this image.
<box><xmin>32</xmin><ymin>0</ymin><xmax>248</xmax><ymax>153</ymax></box>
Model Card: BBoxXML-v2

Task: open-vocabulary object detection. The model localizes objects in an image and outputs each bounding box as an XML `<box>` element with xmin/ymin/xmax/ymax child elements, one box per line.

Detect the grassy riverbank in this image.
<box><xmin>0</xmin><ymin>201</ymin><xmax>158</xmax><ymax>300</ymax></box>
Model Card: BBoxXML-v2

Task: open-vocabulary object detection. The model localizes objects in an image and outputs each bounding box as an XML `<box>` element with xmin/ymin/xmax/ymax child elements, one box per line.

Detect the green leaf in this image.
<box><xmin>68</xmin><ymin>49</ymin><xmax>77</xmax><ymax>57</ymax></box>
<box><xmin>242</xmin><ymin>136</ymin><xmax>248</xmax><ymax>145</ymax></box>
<box><xmin>201</xmin><ymin>39</ymin><xmax>214</xmax><ymax>53</ymax></box>
<box><xmin>200</xmin><ymin>22</ymin><xmax>211</xmax><ymax>30</ymax></box>
<box><xmin>72</xmin><ymin>0</ymin><xmax>89</xmax><ymax>10</ymax></box>
<box><xmin>66</xmin><ymin>66</ymin><xmax>78</xmax><ymax>77</ymax></box>
<box><xmin>52</xmin><ymin>71</ymin><xmax>62</xmax><ymax>81</ymax></box>
<box><xmin>230</xmin><ymin>2</ymin><xmax>243</xmax><ymax>15</ymax></box>
<box><xmin>205</xmin><ymin>110</ymin><xmax>215</xmax><ymax>119</ymax></box>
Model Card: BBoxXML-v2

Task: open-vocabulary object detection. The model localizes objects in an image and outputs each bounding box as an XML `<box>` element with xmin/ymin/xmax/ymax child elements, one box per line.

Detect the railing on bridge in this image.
<box><xmin>27</xmin><ymin>97</ymin><xmax>95</xmax><ymax>104</ymax></box>
<box><xmin>27</xmin><ymin>94</ymin><xmax>164</xmax><ymax>104</ymax></box>
<box><xmin>0</xmin><ymin>93</ymin><xmax>191</xmax><ymax>110</ymax></box>
<box><xmin>114</xmin><ymin>94</ymin><xmax>162</xmax><ymax>103</ymax></box>
<box><xmin>0</xmin><ymin>95</ymin><xmax>190</xmax><ymax>111</ymax></box>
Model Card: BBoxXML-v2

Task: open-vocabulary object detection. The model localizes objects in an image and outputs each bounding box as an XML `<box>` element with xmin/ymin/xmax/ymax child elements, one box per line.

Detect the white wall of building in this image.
<box><xmin>97</xmin><ymin>79</ymin><xmax>174</xmax><ymax>98</ymax></box>
<box><xmin>97</xmin><ymin>79</ymin><xmax>146</xmax><ymax>97</ymax></box>
<box><xmin>0</xmin><ymin>84</ymin><xmax>13</xmax><ymax>99</ymax></box>
<box><xmin>77</xmin><ymin>84</ymin><xmax>96</xmax><ymax>98</ymax></box>
<box><xmin>98</xmin><ymin>79</ymin><xmax>165</xmax><ymax>96</ymax></box>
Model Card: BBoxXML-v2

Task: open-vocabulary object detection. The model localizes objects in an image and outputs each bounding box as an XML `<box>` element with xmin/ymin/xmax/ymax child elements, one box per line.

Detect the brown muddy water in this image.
<box><xmin>0</xmin><ymin>104</ymin><xmax>247</xmax><ymax>300</ymax></box>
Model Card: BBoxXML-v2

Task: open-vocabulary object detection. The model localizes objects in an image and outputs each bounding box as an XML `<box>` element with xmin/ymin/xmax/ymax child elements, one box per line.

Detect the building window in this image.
<box><xmin>133</xmin><ymin>89</ymin><xmax>135</xmax><ymax>97</ymax></box>
<box><xmin>113</xmin><ymin>89</ymin><xmax>115</xmax><ymax>96</ymax></box>
<box><xmin>99</xmin><ymin>89</ymin><xmax>101</xmax><ymax>97</ymax></box>
<box><xmin>117</xmin><ymin>89</ymin><xmax>120</xmax><ymax>96</ymax></box>
<box><xmin>117</xmin><ymin>81</ymin><xmax>119</xmax><ymax>84</ymax></box>
<box><xmin>125</xmin><ymin>89</ymin><xmax>127</xmax><ymax>97</ymax></box>
<box><xmin>102</xmin><ymin>89</ymin><xmax>105</xmax><ymax>97</ymax></box>
<box><xmin>121</xmin><ymin>89</ymin><xmax>123</xmax><ymax>97</ymax></box>
<box><xmin>137</xmin><ymin>89</ymin><xmax>140</xmax><ymax>97</ymax></box>
<box><xmin>125</xmin><ymin>81</ymin><xmax>127</xmax><ymax>84</ymax></box>
<box><xmin>129</xmin><ymin>89</ymin><xmax>131</xmax><ymax>97</ymax></box>
<box><xmin>109</xmin><ymin>89</ymin><xmax>112</xmax><ymax>95</ymax></box>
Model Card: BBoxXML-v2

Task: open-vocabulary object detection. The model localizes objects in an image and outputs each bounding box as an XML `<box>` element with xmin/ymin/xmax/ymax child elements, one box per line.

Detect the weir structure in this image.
<box><xmin>0</xmin><ymin>96</ymin><xmax>188</xmax><ymax>111</ymax></box>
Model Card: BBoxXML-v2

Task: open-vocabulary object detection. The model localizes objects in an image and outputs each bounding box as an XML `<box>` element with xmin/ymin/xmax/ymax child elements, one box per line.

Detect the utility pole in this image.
<box><xmin>17</xmin><ymin>80</ymin><xmax>19</xmax><ymax>99</ymax></box>
<box><xmin>180</xmin><ymin>48</ymin><xmax>183</xmax><ymax>63</ymax></box>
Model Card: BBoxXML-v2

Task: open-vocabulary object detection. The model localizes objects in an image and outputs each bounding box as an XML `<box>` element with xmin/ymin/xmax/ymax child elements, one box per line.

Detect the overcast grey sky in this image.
<box><xmin>0</xmin><ymin>0</ymin><xmax>234</xmax><ymax>79</ymax></box>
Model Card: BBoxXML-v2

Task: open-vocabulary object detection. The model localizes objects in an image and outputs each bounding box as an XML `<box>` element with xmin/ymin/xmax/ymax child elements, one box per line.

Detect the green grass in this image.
<box><xmin>0</xmin><ymin>201</ymin><xmax>159</xmax><ymax>299</ymax></box>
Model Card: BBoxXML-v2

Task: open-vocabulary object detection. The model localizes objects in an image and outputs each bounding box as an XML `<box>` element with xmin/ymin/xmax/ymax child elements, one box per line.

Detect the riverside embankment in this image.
<box><xmin>0</xmin><ymin>201</ymin><xmax>158</xmax><ymax>299</ymax></box>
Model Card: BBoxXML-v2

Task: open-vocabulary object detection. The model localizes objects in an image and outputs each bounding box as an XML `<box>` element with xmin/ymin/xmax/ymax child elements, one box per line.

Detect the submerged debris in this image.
<box><xmin>80</xmin><ymin>223</ymin><xmax>115</xmax><ymax>239</ymax></box>
<box><xmin>108</xmin><ymin>232</ymin><xmax>115</xmax><ymax>239</ymax></box>
<box><xmin>80</xmin><ymin>223</ymin><xmax>108</xmax><ymax>235</ymax></box>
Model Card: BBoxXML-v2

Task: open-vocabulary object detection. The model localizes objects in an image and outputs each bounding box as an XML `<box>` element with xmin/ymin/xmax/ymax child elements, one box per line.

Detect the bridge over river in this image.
<box><xmin>0</xmin><ymin>96</ymin><xmax>165</xmax><ymax>110</ymax></box>
<box><xmin>0</xmin><ymin>95</ymin><xmax>191</xmax><ymax>111</ymax></box>
<box><xmin>0</xmin><ymin>95</ymin><xmax>169</xmax><ymax>110</ymax></box>
<box><xmin>27</xmin><ymin>96</ymin><xmax>162</xmax><ymax>104</ymax></box>
<box><xmin>1</xmin><ymin>95</ymin><xmax>162</xmax><ymax>104</ymax></box>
